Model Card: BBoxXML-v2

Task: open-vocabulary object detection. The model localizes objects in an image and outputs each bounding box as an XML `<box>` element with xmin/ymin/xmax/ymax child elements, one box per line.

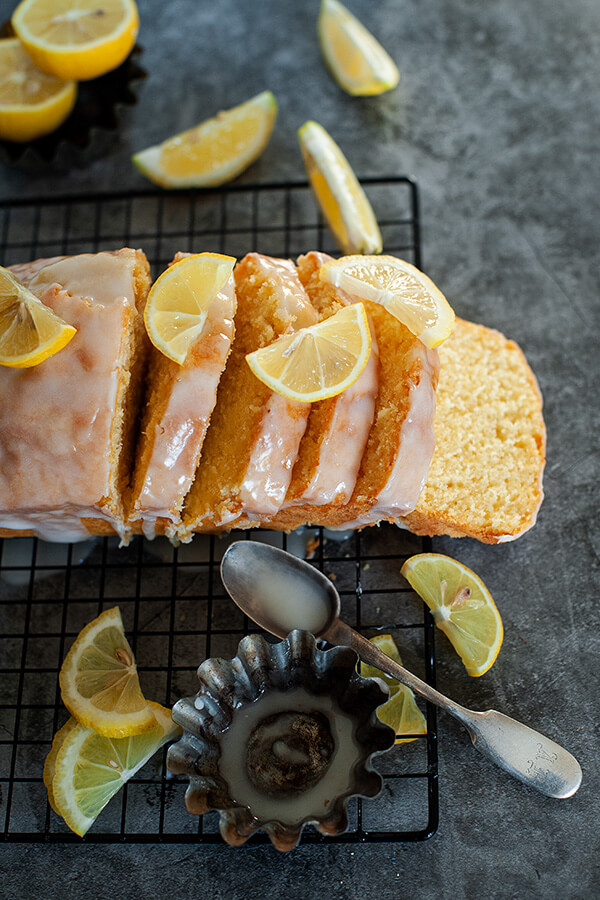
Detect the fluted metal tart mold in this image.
<box><xmin>168</xmin><ymin>630</ymin><xmax>395</xmax><ymax>851</ymax></box>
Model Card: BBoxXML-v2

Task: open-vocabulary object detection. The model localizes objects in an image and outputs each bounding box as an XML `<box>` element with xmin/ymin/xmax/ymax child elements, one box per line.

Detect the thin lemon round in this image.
<box><xmin>144</xmin><ymin>253</ymin><xmax>236</xmax><ymax>365</ymax></box>
<box><xmin>0</xmin><ymin>265</ymin><xmax>77</xmax><ymax>368</ymax></box>
<box><xmin>319</xmin><ymin>254</ymin><xmax>455</xmax><ymax>348</ymax></box>
<box><xmin>51</xmin><ymin>702</ymin><xmax>181</xmax><ymax>836</ymax></box>
<box><xmin>43</xmin><ymin>717</ymin><xmax>78</xmax><ymax>814</ymax></box>
<box><xmin>12</xmin><ymin>0</ymin><xmax>139</xmax><ymax>81</ymax></box>
<box><xmin>246</xmin><ymin>301</ymin><xmax>372</xmax><ymax>403</ymax></box>
<box><xmin>401</xmin><ymin>554</ymin><xmax>504</xmax><ymax>677</ymax></box>
<box><xmin>0</xmin><ymin>38</ymin><xmax>77</xmax><ymax>142</ymax></box>
<box><xmin>318</xmin><ymin>0</ymin><xmax>400</xmax><ymax>96</ymax></box>
<box><xmin>59</xmin><ymin>606</ymin><xmax>156</xmax><ymax>738</ymax></box>
<box><xmin>133</xmin><ymin>91</ymin><xmax>278</xmax><ymax>189</ymax></box>
<box><xmin>298</xmin><ymin>120</ymin><xmax>382</xmax><ymax>255</ymax></box>
<box><xmin>360</xmin><ymin>634</ymin><xmax>427</xmax><ymax>743</ymax></box>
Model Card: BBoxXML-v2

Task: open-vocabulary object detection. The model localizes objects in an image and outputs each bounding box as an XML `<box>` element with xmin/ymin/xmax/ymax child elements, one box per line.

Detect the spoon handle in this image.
<box><xmin>327</xmin><ymin>620</ymin><xmax>582</xmax><ymax>799</ymax></box>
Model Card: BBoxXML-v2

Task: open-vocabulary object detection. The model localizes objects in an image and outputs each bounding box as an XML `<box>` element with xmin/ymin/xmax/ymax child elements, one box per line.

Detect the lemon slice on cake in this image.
<box><xmin>0</xmin><ymin>38</ymin><xmax>77</xmax><ymax>143</ymax></box>
<box><xmin>144</xmin><ymin>253</ymin><xmax>236</xmax><ymax>365</ymax></box>
<box><xmin>0</xmin><ymin>266</ymin><xmax>77</xmax><ymax>368</ymax></box>
<box><xmin>318</xmin><ymin>0</ymin><xmax>399</xmax><ymax>96</ymax></box>
<box><xmin>401</xmin><ymin>554</ymin><xmax>504</xmax><ymax>677</ymax></box>
<box><xmin>319</xmin><ymin>254</ymin><xmax>455</xmax><ymax>348</ymax></box>
<box><xmin>12</xmin><ymin>0</ymin><xmax>139</xmax><ymax>81</ymax></box>
<box><xmin>246</xmin><ymin>301</ymin><xmax>372</xmax><ymax>403</ymax></box>
<box><xmin>360</xmin><ymin>634</ymin><xmax>427</xmax><ymax>743</ymax></box>
<box><xmin>133</xmin><ymin>91</ymin><xmax>278</xmax><ymax>189</ymax></box>
<box><xmin>298</xmin><ymin>120</ymin><xmax>382</xmax><ymax>255</ymax></box>
<box><xmin>50</xmin><ymin>702</ymin><xmax>181</xmax><ymax>836</ymax></box>
<box><xmin>59</xmin><ymin>606</ymin><xmax>156</xmax><ymax>737</ymax></box>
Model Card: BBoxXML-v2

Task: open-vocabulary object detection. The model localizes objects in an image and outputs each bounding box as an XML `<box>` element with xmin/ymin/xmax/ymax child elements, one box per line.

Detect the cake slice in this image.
<box><xmin>0</xmin><ymin>249</ymin><xmax>151</xmax><ymax>541</ymax></box>
<box><xmin>127</xmin><ymin>253</ymin><xmax>236</xmax><ymax>539</ymax></box>
<box><xmin>179</xmin><ymin>253</ymin><xmax>318</xmax><ymax>537</ymax></box>
<box><xmin>265</xmin><ymin>251</ymin><xmax>379</xmax><ymax>530</ymax></box>
<box><xmin>400</xmin><ymin>318</ymin><xmax>546</xmax><ymax>543</ymax></box>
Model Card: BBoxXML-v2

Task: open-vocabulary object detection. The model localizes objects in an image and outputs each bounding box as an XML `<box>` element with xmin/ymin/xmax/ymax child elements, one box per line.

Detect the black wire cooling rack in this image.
<box><xmin>0</xmin><ymin>178</ymin><xmax>438</xmax><ymax>845</ymax></box>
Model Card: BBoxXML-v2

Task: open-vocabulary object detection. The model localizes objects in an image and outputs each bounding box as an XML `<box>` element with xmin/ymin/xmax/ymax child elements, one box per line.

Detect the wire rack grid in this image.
<box><xmin>0</xmin><ymin>178</ymin><xmax>438</xmax><ymax>846</ymax></box>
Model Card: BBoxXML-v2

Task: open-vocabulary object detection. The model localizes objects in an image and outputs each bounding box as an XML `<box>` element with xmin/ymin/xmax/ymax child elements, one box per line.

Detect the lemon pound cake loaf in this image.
<box><xmin>127</xmin><ymin>253</ymin><xmax>236</xmax><ymax>539</ymax></box>
<box><xmin>0</xmin><ymin>249</ymin><xmax>151</xmax><ymax>541</ymax></box>
<box><xmin>400</xmin><ymin>318</ymin><xmax>546</xmax><ymax>543</ymax></box>
<box><xmin>179</xmin><ymin>253</ymin><xmax>318</xmax><ymax>536</ymax></box>
<box><xmin>265</xmin><ymin>251</ymin><xmax>379</xmax><ymax>531</ymax></box>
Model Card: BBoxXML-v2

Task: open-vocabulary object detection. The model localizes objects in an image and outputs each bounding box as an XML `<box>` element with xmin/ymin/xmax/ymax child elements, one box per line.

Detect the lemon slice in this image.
<box><xmin>51</xmin><ymin>701</ymin><xmax>181</xmax><ymax>836</ymax></box>
<box><xmin>59</xmin><ymin>606</ymin><xmax>156</xmax><ymax>737</ymax></box>
<box><xmin>246</xmin><ymin>301</ymin><xmax>371</xmax><ymax>403</ymax></box>
<box><xmin>319</xmin><ymin>254</ymin><xmax>455</xmax><ymax>348</ymax></box>
<box><xmin>12</xmin><ymin>0</ymin><xmax>139</xmax><ymax>81</ymax></box>
<box><xmin>0</xmin><ymin>38</ymin><xmax>77</xmax><ymax>143</ymax></box>
<box><xmin>298</xmin><ymin>120</ymin><xmax>382</xmax><ymax>255</ymax></box>
<box><xmin>401</xmin><ymin>554</ymin><xmax>504</xmax><ymax>677</ymax></box>
<box><xmin>0</xmin><ymin>265</ymin><xmax>77</xmax><ymax>368</ymax></box>
<box><xmin>318</xmin><ymin>0</ymin><xmax>400</xmax><ymax>96</ymax></box>
<box><xmin>144</xmin><ymin>252</ymin><xmax>236</xmax><ymax>365</ymax></box>
<box><xmin>132</xmin><ymin>91</ymin><xmax>278</xmax><ymax>189</ymax></box>
<box><xmin>43</xmin><ymin>717</ymin><xmax>78</xmax><ymax>814</ymax></box>
<box><xmin>361</xmin><ymin>634</ymin><xmax>427</xmax><ymax>743</ymax></box>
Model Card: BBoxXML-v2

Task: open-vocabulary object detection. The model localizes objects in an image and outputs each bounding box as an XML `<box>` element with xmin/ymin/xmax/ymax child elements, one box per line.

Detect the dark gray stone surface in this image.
<box><xmin>0</xmin><ymin>0</ymin><xmax>598</xmax><ymax>897</ymax></box>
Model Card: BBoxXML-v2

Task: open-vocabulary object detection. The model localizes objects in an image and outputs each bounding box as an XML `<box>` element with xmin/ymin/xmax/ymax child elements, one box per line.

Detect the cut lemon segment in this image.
<box><xmin>246</xmin><ymin>301</ymin><xmax>371</xmax><ymax>403</ymax></box>
<box><xmin>298</xmin><ymin>120</ymin><xmax>382</xmax><ymax>255</ymax></box>
<box><xmin>318</xmin><ymin>0</ymin><xmax>400</xmax><ymax>96</ymax></box>
<box><xmin>360</xmin><ymin>634</ymin><xmax>427</xmax><ymax>743</ymax></box>
<box><xmin>319</xmin><ymin>254</ymin><xmax>455</xmax><ymax>348</ymax></box>
<box><xmin>59</xmin><ymin>606</ymin><xmax>156</xmax><ymax>737</ymax></box>
<box><xmin>0</xmin><ymin>265</ymin><xmax>77</xmax><ymax>368</ymax></box>
<box><xmin>133</xmin><ymin>91</ymin><xmax>278</xmax><ymax>189</ymax></box>
<box><xmin>43</xmin><ymin>717</ymin><xmax>78</xmax><ymax>814</ymax></box>
<box><xmin>51</xmin><ymin>701</ymin><xmax>181</xmax><ymax>836</ymax></box>
<box><xmin>401</xmin><ymin>554</ymin><xmax>503</xmax><ymax>677</ymax></box>
<box><xmin>144</xmin><ymin>252</ymin><xmax>236</xmax><ymax>365</ymax></box>
<box><xmin>12</xmin><ymin>0</ymin><xmax>139</xmax><ymax>81</ymax></box>
<box><xmin>0</xmin><ymin>38</ymin><xmax>77</xmax><ymax>143</ymax></box>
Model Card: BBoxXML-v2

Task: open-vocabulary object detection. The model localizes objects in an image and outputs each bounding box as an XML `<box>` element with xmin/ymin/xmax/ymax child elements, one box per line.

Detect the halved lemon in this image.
<box><xmin>51</xmin><ymin>701</ymin><xmax>181</xmax><ymax>836</ymax></box>
<box><xmin>360</xmin><ymin>634</ymin><xmax>427</xmax><ymax>743</ymax></box>
<box><xmin>319</xmin><ymin>254</ymin><xmax>455</xmax><ymax>348</ymax></box>
<box><xmin>401</xmin><ymin>554</ymin><xmax>504</xmax><ymax>677</ymax></box>
<box><xmin>12</xmin><ymin>0</ymin><xmax>139</xmax><ymax>81</ymax></box>
<box><xmin>298</xmin><ymin>120</ymin><xmax>382</xmax><ymax>255</ymax></box>
<box><xmin>144</xmin><ymin>253</ymin><xmax>236</xmax><ymax>365</ymax></box>
<box><xmin>318</xmin><ymin>0</ymin><xmax>400</xmax><ymax>96</ymax></box>
<box><xmin>43</xmin><ymin>717</ymin><xmax>78</xmax><ymax>814</ymax></box>
<box><xmin>132</xmin><ymin>91</ymin><xmax>278</xmax><ymax>189</ymax></box>
<box><xmin>59</xmin><ymin>606</ymin><xmax>156</xmax><ymax>737</ymax></box>
<box><xmin>0</xmin><ymin>38</ymin><xmax>77</xmax><ymax>143</ymax></box>
<box><xmin>246</xmin><ymin>301</ymin><xmax>371</xmax><ymax>403</ymax></box>
<box><xmin>0</xmin><ymin>265</ymin><xmax>77</xmax><ymax>368</ymax></box>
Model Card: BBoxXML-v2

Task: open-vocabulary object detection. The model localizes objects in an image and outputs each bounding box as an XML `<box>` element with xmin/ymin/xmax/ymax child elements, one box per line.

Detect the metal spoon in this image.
<box><xmin>220</xmin><ymin>541</ymin><xmax>582</xmax><ymax>799</ymax></box>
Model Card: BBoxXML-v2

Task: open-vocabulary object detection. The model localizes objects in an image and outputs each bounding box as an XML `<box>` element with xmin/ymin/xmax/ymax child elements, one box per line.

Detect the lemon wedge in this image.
<box><xmin>318</xmin><ymin>0</ymin><xmax>400</xmax><ymax>96</ymax></box>
<box><xmin>43</xmin><ymin>717</ymin><xmax>78</xmax><ymax>814</ymax></box>
<box><xmin>144</xmin><ymin>253</ymin><xmax>236</xmax><ymax>365</ymax></box>
<box><xmin>59</xmin><ymin>606</ymin><xmax>156</xmax><ymax>738</ymax></box>
<box><xmin>401</xmin><ymin>554</ymin><xmax>504</xmax><ymax>677</ymax></box>
<box><xmin>319</xmin><ymin>254</ymin><xmax>455</xmax><ymax>348</ymax></box>
<box><xmin>361</xmin><ymin>634</ymin><xmax>427</xmax><ymax>743</ymax></box>
<box><xmin>246</xmin><ymin>301</ymin><xmax>371</xmax><ymax>403</ymax></box>
<box><xmin>0</xmin><ymin>38</ymin><xmax>77</xmax><ymax>143</ymax></box>
<box><xmin>50</xmin><ymin>702</ymin><xmax>181</xmax><ymax>836</ymax></box>
<box><xmin>0</xmin><ymin>265</ymin><xmax>77</xmax><ymax>368</ymax></box>
<box><xmin>12</xmin><ymin>0</ymin><xmax>139</xmax><ymax>81</ymax></box>
<box><xmin>133</xmin><ymin>91</ymin><xmax>278</xmax><ymax>189</ymax></box>
<box><xmin>298</xmin><ymin>120</ymin><xmax>382</xmax><ymax>255</ymax></box>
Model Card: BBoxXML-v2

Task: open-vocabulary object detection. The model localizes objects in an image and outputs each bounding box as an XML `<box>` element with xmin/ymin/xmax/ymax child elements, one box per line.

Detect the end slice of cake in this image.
<box><xmin>400</xmin><ymin>318</ymin><xmax>546</xmax><ymax>543</ymax></box>
<box><xmin>0</xmin><ymin>249</ymin><xmax>151</xmax><ymax>541</ymax></box>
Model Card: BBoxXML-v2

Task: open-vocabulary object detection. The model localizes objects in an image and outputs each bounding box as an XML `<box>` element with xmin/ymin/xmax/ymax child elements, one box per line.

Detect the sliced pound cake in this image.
<box><xmin>400</xmin><ymin>317</ymin><xmax>546</xmax><ymax>543</ymax></box>
<box><xmin>0</xmin><ymin>249</ymin><xmax>151</xmax><ymax>541</ymax></box>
